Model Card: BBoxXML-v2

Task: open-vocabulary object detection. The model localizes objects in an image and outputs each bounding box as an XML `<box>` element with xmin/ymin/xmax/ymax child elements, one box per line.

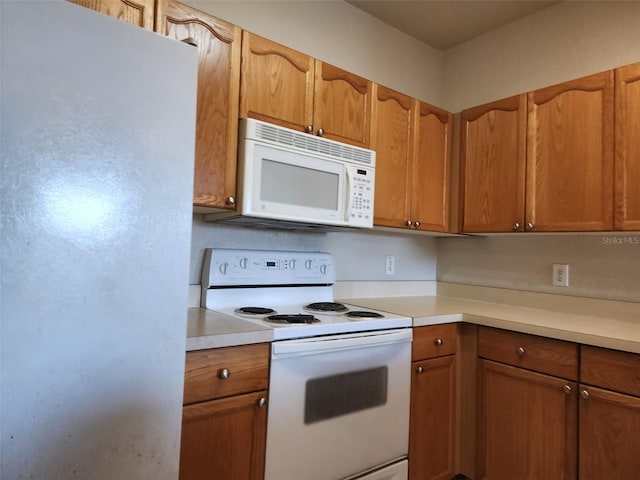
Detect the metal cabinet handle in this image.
<box><xmin>414</xmin><ymin>221</ymin><xmax>421</xmax><ymax>228</ymax></box>
<box><xmin>305</xmin><ymin>125</ymin><xmax>313</xmax><ymax>133</ymax></box>
<box><xmin>526</xmin><ymin>222</ymin><xmax>534</xmax><ymax>231</ymax></box>
<box><xmin>257</xmin><ymin>397</ymin><xmax>267</xmax><ymax>408</ymax></box>
<box><xmin>434</xmin><ymin>338</ymin><xmax>443</xmax><ymax>346</ymax></box>
<box><xmin>580</xmin><ymin>389</ymin><xmax>590</xmax><ymax>400</ymax></box>
<box><xmin>317</xmin><ymin>128</ymin><xmax>324</xmax><ymax>137</ymax></box>
<box><xmin>226</xmin><ymin>196</ymin><xmax>235</xmax><ymax>206</ymax></box>
<box><xmin>416</xmin><ymin>366</ymin><xmax>424</xmax><ymax>374</ymax></box>
<box><xmin>563</xmin><ymin>384</ymin><xmax>572</xmax><ymax>395</ymax></box>
<box><xmin>217</xmin><ymin>368</ymin><xmax>231</xmax><ymax>380</ymax></box>
<box><xmin>517</xmin><ymin>346</ymin><xmax>525</xmax><ymax>356</ymax></box>
<box><xmin>512</xmin><ymin>222</ymin><xmax>520</xmax><ymax>231</ymax></box>
<box><xmin>406</xmin><ymin>220</ymin><xmax>413</xmax><ymax>227</ymax></box>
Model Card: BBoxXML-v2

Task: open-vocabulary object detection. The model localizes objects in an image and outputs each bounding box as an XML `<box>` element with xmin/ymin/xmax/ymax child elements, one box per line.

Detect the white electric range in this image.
<box><xmin>201</xmin><ymin>248</ymin><xmax>412</xmax><ymax>480</ymax></box>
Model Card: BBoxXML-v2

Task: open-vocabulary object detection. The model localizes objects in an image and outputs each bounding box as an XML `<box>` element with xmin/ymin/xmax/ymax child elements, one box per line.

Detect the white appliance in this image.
<box><xmin>1</xmin><ymin>3</ymin><xmax>197</xmax><ymax>479</ymax></box>
<box><xmin>202</xmin><ymin>248</ymin><xmax>412</xmax><ymax>480</ymax></box>
<box><xmin>204</xmin><ymin>118</ymin><xmax>376</xmax><ymax>230</ymax></box>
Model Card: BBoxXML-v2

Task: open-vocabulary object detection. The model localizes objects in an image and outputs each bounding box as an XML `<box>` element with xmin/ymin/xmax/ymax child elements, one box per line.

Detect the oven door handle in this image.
<box><xmin>272</xmin><ymin>328</ymin><xmax>412</xmax><ymax>358</ymax></box>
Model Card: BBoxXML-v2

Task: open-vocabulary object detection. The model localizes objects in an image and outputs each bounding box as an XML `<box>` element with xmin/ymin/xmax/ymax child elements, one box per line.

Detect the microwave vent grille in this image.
<box><xmin>255</xmin><ymin>122</ymin><xmax>374</xmax><ymax>166</ymax></box>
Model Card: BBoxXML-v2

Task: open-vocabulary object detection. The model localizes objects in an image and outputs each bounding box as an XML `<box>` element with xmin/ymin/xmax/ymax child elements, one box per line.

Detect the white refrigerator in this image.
<box><xmin>1</xmin><ymin>2</ymin><xmax>197</xmax><ymax>478</ymax></box>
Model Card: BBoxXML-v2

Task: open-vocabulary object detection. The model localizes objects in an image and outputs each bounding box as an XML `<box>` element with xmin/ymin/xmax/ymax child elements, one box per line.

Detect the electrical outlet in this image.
<box><xmin>552</xmin><ymin>264</ymin><xmax>569</xmax><ymax>287</ymax></box>
<box><xmin>385</xmin><ymin>256</ymin><xmax>395</xmax><ymax>275</ymax></box>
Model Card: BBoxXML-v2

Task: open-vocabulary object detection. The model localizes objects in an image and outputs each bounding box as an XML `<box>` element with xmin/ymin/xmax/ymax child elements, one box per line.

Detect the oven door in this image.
<box><xmin>239</xmin><ymin>139</ymin><xmax>348</xmax><ymax>226</ymax></box>
<box><xmin>265</xmin><ymin>328</ymin><xmax>412</xmax><ymax>480</ymax></box>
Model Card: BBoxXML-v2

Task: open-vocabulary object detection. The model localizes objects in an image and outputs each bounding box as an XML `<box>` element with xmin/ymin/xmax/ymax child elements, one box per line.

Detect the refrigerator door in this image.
<box><xmin>1</xmin><ymin>2</ymin><xmax>197</xmax><ymax>479</ymax></box>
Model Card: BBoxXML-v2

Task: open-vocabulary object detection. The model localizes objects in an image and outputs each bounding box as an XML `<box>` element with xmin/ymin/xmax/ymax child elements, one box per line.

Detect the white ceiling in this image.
<box><xmin>346</xmin><ymin>0</ymin><xmax>562</xmax><ymax>50</ymax></box>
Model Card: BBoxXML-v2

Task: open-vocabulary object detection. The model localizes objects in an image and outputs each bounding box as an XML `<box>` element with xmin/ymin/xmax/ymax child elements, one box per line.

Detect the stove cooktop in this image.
<box><xmin>201</xmin><ymin>248</ymin><xmax>412</xmax><ymax>340</ymax></box>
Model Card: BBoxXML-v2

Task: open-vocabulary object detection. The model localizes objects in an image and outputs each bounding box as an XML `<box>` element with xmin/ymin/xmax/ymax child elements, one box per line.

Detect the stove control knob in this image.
<box><xmin>289</xmin><ymin>259</ymin><xmax>297</xmax><ymax>270</ymax></box>
<box><xmin>320</xmin><ymin>264</ymin><xmax>328</xmax><ymax>275</ymax></box>
<box><xmin>219</xmin><ymin>262</ymin><xmax>228</xmax><ymax>275</ymax></box>
<box><xmin>239</xmin><ymin>257</ymin><xmax>248</xmax><ymax>269</ymax></box>
<box><xmin>305</xmin><ymin>259</ymin><xmax>313</xmax><ymax>270</ymax></box>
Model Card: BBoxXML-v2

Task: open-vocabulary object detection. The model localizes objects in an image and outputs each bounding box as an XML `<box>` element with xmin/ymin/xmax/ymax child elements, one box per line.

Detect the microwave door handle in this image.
<box><xmin>344</xmin><ymin>167</ymin><xmax>353</xmax><ymax>221</ymax></box>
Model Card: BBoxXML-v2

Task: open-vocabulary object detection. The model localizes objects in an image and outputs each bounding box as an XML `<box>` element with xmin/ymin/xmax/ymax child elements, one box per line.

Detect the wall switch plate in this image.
<box><xmin>385</xmin><ymin>256</ymin><xmax>395</xmax><ymax>275</ymax></box>
<box><xmin>552</xmin><ymin>264</ymin><xmax>569</xmax><ymax>287</ymax></box>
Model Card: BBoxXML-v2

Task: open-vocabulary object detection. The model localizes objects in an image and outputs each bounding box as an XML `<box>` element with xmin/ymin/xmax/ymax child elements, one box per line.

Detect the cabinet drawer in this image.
<box><xmin>581</xmin><ymin>345</ymin><xmax>640</xmax><ymax>397</ymax></box>
<box><xmin>183</xmin><ymin>343</ymin><xmax>269</xmax><ymax>405</ymax></box>
<box><xmin>478</xmin><ymin>327</ymin><xmax>578</xmax><ymax>380</ymax></box>
<box><xmin>413</xmin><ymin>323</ymin><xmax>458</xmax><ymax>360</ymax></box>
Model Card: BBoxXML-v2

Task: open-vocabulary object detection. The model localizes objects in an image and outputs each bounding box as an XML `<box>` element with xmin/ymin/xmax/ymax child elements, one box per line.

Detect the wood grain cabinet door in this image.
<box><xmin>156</xmin><ymin>0</ymin><xmax>241</xmax><ymax>210</ymax></box>
<box><xmin>411</xmin><ymin>101</ymin><xmax>451</xmax><ymax>232</ymax></box>
<box><xmin>240</xmin><ymin>32</ymin><xmax>315</xmax><ymax>132</ymax></box>
<box><xmin>69</xmin><ymin>0</ymin><xmax>155</xmax><ymax>30</ymax></box>
<box><xmin>179</xmin><ymin>390</ymin><xmax>267</xmax><ymax>480</ymax></box>
<box><xmin>461</xmin><ymin>95</ymin><xmax>527</xmax><ymax>233</ymax></box>
<box><xmin>614</xmin><ymin>62</ymin><xmax>640</xmax><ymax>230</ymax></box>
<box><xmin>312</xmin><ymin>61</ymin><xmax>373</xmax><ymax>148</ymax></box>
<box><xmin>477</xmin><ymin>360</ymin><xmax>577</xmax><ymax>480</ymax></box>
<box><xmin>526</xmin><ymin>71</ymin><xmax>614</xmax><ymax>232</ymax></box>
<box><xmin>578</xmin><ymin>386</ymin><xmax>640</xmax><ymax>480</ymax></box>
<box><xmin>409</xmin><ymin>355</ymin><xmax>457</xmax><ymax>480</ymax></box>
<box><xmin>371</xmin><ymin>85</ymin><xmax>414</xmax><ymax>228</ymax></box>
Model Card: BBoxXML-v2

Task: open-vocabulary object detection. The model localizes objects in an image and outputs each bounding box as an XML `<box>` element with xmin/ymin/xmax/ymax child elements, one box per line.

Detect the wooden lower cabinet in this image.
<box><xmin>410</xmin><ymin>355</ymin><xmax>457</xmax><ymax>480</ymax></box>
<box><xmin>409</xmin><ymin>324</ymin><xmax>459</xmax><ymax>480</ymax></box>
<box><xmin>179</xmin><ymin>343</ymin><xmax>269</xmax><ymax>480</ymax></box>
<box><xmin>477</xmin><ymin>359</ymin><xmax>577</xmax><ymax>480</ymax></box>
<box><xmin>579</xmin><ymin>385</ymin><xmax>640</xmax><ymax>480</ymax></box>
<box><xmin>179</xmin><ymin>390</ymin><xmax>267</xmax><ymax>480</ymax></box>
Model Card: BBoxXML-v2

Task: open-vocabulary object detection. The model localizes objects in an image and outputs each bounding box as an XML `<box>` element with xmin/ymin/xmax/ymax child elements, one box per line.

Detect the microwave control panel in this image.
<box><xmin>347</xmin><ymin>165</ymin><xmax>375</xmax><ymax>227</ymax></box>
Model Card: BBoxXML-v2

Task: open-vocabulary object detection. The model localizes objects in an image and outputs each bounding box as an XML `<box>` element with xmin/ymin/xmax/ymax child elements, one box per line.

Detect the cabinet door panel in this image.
<box><xmin>179</xmin><ymin>390</ymin><xmax>267</xmax><ymax>480</ymax></box>
<box><xmin>69</xmin><ymin>0</ymin><xmax>155</xmax><ymax>30</ymax></box>
<box><xmin>156</xmin><ymin>0</ymin><xmax>241</xmax><ymax>209</ymax></box>
<box><xmin>477</xmin><ymin>360</ymin><xmax>577</xmax><ymax>480</ymax></box>
<box><xmin>240</xmin><ymin>32</ymin><xmax>314</xmax><ymax>132</ymax></box>
<box><xmin>614</xmin><ymin>62</ymin><xmax>640</xmax><ymax>230</ymax></box>
<box><xmin>526</xmin><ymin>71</ymin><xmax>614</xmax><ymax>231</ymax></box>
<box><xmin>313</xmin><ymin>61</ymin><xmax>372</xmax><ymax>148</ymax></box>
<box><xmin>372</xmin><ymin>85</ymin><xmax>413</xmax><ymax>228</ymax></box>
<box><xmin>412</xmin><ymin>101</ymin><xmax>451</xmax><ymax>232</ymax></box>
<box><xmin>461</xmin><ymin>95</ymin><xmax>526</xmax><ymax>232</ymax></box>
<box><xmin>410</xmin><ymin>355</ymin><xmax>457</xmax><ymax>480</ymax></box>
<box><xmin>579</xmin><ymin>386</ymin><xmax>640</xmax><ymax>480</ymax></box>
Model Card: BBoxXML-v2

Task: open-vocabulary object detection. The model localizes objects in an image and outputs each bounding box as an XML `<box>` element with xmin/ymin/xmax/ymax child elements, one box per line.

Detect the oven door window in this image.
<box><xmin>305</xmin><ymin>366</ymin><xmax>388</xmax><ymax>424</ymax></box>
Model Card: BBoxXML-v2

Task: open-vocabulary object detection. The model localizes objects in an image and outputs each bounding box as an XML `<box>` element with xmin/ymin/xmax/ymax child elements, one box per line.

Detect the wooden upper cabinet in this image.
<box><xmin>614</xmin><ymin>62</ymin><xmax>640</xmax><ymax>230</ymax></box>
<box><xmin>240</xmin><ymin>32</ymin><xmax>315</xmax><ymax>132</ymax></box>
<box><xmin>69</xmin><ymin>0</ymin><xmax>155</xmax><ymax>30</ymax></box>
<box><xmin>526</xmin><ymin>71</ymin><xmax>614</xmax><ymax>232</ymax></box>
<box><xmin>312</xmin><ymin>62</ymin><xmax>373</xmax><ymax>148</ymax></box>
<box><xmin>156</xmin><ymin>0</ymin><xmax>241</xmax><ymax>210</ymax></box>
<box><xmin>461</xmin><ymin>95</ymin><xmax>527</xmax><ymax>233</ymax></box>
<box><xmin>411</xmin><ymin>101</ymin><xmax>452</xmax><ymax>232</ymax></box>
<box><xmin>371</xmin><ymin>85</ymin><xmax>414</xmax><ymax>228</ymax></box>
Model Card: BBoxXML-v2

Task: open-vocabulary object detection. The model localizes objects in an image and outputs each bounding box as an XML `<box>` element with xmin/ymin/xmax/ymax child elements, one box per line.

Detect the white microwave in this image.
<box><xmin>204</xmin><ymin>118</ymin><xmax>376</xmax><ymax>230</ymax></box>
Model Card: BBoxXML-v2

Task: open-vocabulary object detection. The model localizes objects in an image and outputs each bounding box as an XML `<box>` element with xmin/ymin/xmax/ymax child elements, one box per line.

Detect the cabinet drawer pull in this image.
<box><xmin>416</xmin><ymin>366</ymin><xmax>424</xmax><ymax>374</ymax></box>
<box><xmin>226</xmin><ymin>196</ymin><xmax>235</xmax><ymax>206</ymax></box>
<box><xmin>580</xmin><ymin>389</ymin><xmax>590</xmax><ymax>400</ymax></box>
<box><xmin>305</xmin><ymin>124</ymin><xmax>313</xmax><ymax>133</ymax></box>
<box><xmin>217</xmin><ymin>368</ymin><xmax>231</xmax><ymax>380</ymax></box>
<box><xmin>517</xmin><ymin>346</ymin><xmax>525</xmax><ymax>356</ymax></box>
<box><xmin>434</xmin><ymin>338</ymin><xmax>443</xmax><ymax>346</ymax></box>
<box><xmin>414</xmin><ymin>221</ymin><xmax>421</xmax><ymax>228</ymax></box>
<box><xmin>406</xmin><ymin>220</ymin><xmax>413</xmax><ymax>227</ymax></box>
<box><xmin>526</xmin><ymin>222</ymin><xmax>534</xmax><ymax>231</ymax></box>
<box><xmin>563</xmin><ymin>384</ymin><xmax>572</xmax><ymax>394</ymax></box>
<box><xmin>317</xmin><ymin>128</ymin><xmax>324</xmax><ymax>137</ymax></box>
<box><xmin>512</xmin><ymin>222</ymin><xmax>520</xmax><ymax>231</ymax></box>
<box><xmin>257</xmin><ymin>397</ymin><xmax>267</xmax><ymax>408</ymax></box>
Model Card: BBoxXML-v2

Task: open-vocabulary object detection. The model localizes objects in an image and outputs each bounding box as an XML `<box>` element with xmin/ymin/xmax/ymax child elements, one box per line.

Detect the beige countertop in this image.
<box><xmin>186</xmin><ymin>307</ymin><xmax>272</xmax><ymax>351</ymax></box>
<box><xmin>186</xmin><ymin>283</ymin><xmax>640</xmax><ymax>353</ymax></box>
<box><xmin>340</xmin><ymin>293</ymin><xmax>640</xmax><ymax>354</ymax></box>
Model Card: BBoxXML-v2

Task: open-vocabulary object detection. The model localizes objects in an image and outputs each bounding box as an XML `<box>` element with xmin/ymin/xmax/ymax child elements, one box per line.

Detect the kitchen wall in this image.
<box><xmin>186</xmin><ymin>0</ymin><xmax>640</xmax><ymax>303</ymax></box>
